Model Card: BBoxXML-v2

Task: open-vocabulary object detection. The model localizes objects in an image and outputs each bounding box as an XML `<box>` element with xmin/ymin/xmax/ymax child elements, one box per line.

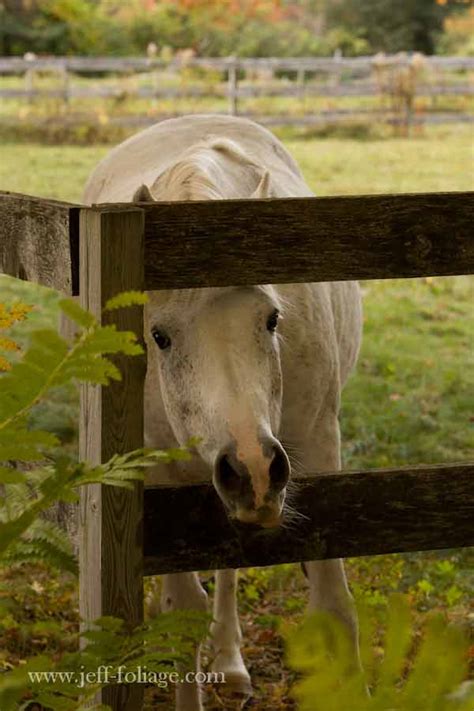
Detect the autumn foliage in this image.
<box><xmin>0</xmin><ymin>302</ymin><xmax>33</xmax><ymax>372</ymax></box>
<box><xmin>1</xmin><ymin>0</ymin><xmax>472</xmax><ymax>57</ymax></box>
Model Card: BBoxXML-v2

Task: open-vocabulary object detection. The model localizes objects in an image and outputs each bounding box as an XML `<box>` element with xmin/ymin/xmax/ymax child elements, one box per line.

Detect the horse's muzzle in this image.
<box><xmin>213</xmin><ymin>438</ymin><xmax>290</xmax><ymax>527</ymax></box>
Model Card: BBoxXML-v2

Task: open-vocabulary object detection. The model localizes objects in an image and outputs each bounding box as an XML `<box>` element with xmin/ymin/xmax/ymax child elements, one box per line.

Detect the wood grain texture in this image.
<box><xmin>137</xmin><ymin>192</ymin><xmax>474</xmax><ymax>289</ymax></box>
<box><xmin>143</xmin><ymin>463</ymin><xmax>474</xmax><ymax>575</ymax></box>
<box><xmin>2</xmin><ymin>189</ymin><xmax>473</xmax><ymax>295</ymax></box>
<box><xmin>0</xmin><ymin>190</ymin><xmax>79</xmax><ymax>294</ymax></box>
<box><xmin>79</xmin><ymin>207</ymin><xmax>145</xmax><ymax>711</ymax></box>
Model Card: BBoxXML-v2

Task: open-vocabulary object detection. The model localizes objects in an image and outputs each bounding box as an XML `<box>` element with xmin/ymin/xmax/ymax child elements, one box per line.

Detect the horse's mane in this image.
<box><xmin>134</xmin><ymin>137</ymin><xmax>271</xmax><ymax>203</ymax></box>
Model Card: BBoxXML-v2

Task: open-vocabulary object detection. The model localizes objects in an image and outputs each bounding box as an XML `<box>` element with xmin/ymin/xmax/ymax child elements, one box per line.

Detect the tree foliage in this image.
<box><xmin>1</xmin><ymin>0</ymin><xmax>469</xmax><ymax>57</ymax></box>
<box><xmin>326</xmin><ymin>0</ymin><xmax>470</xmax><ymax>54</ymax></box>
<box><xmin>437</xmin><ymin>5</ymin><xmax>474</xmax><ymax>55</ymax></box>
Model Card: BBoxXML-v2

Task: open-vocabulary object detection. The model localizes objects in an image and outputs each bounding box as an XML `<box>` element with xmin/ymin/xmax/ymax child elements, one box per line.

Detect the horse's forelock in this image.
<box><xmin>146</xmin><ymin>137</ymin><xmax>268</xmax><ymax>202</ymax></box>
<box><xmin>151</xmin><ymin>156</ymin><xmax>222</xmax><ymax>201</ymax></box>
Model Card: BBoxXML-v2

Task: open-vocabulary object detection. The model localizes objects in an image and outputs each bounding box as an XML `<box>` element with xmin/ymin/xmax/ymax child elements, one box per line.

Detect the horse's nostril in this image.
<box><xmin>269</xmin><ymin>446</ymin><xmax>289</xmax><ymax>492</ymax></box>
<box><xmin>216</xmin><ymin>454</ymin><xmax>242</xmax><ymax>494</ymax></box>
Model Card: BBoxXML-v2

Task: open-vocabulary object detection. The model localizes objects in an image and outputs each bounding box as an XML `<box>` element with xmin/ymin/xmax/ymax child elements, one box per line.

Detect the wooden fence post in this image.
<box><xmin>228</xmin><ymin>57</ymin><xmax>238</xmax><ymax>115</ymax></box>
<box><xmin>61</xmin><ymin>62</ymin><xmax>70</xmax><ymax>107</ymax></box>
<box><xmin>79</xmin><ymin>206</ymin><xmax>146</xmax><ymax>711</ymax></box>
<box><xmin>24</xmin><ymin>67</ymin><xmax>34</xmax><ymax>105</ymax></box>
<box><xmin>332</xmin><ymin>48</ymin><xmax>342</xmax><ymax>89</ymax></box>
<box><xmin>297</xmin><ymin>66</ymin><xmax>306</xmax><ymax>105</ymax></box>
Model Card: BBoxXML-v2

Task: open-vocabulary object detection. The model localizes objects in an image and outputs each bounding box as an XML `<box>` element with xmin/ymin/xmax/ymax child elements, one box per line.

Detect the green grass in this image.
<box><xmin>286</xmin><ymin>125</ymin><xmax>474</xmax><ymax>195</ymax></box>
<box><xmin>0</xmin><ymin>143</ymin><xmax>109</xmax><ymax>202</ymax></box>
<box><xmin>2</xmin><ymin>124</ymin><xmax>473</xmax><ymax>201</ymax></box>
<box><xmin>342</xmin><ymin>276</ymin><xmax>474</xmax><ymax>469</ymax></box>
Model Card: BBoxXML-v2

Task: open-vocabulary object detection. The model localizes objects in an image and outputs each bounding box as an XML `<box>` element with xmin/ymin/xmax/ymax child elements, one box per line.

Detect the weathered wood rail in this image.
<box><xmin>2</xmin><ymin>190</ymin><xmax>473</xmax><ymax>294</ymax></box>
<box><xmin>1</xmin><ymin>188</ymin><xmax>473</xmax><ymax>710</ymax></box>
<box><xmin>140</xmin><ymin>192</ymin><xmax>474</xmax><ymax>288</ymax></box>
<box><xmin>144</xmin><ymin>463</ymin><xmax>474</xmax><ymax>574</ymax></box>
<box><xmin>1</xmin><ymin>54</ymin><xmax>473</xmax><ymax>73</ymax></box>
<box><xmin>2</xmin><ymin>82</ymin><xmax>472</xmax><ymax>101</ymax></box>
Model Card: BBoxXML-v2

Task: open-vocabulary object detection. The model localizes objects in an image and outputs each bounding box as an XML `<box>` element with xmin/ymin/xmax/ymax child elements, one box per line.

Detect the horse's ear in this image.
<box><xmin>133</xmin><ymin>184</ymin><xmax>155</xmax><ymax>202</ymax></box>
<box><xmin>251</xmin><ymin>171</ymin><xmax>275</xmax><ymax>199</ymax></box>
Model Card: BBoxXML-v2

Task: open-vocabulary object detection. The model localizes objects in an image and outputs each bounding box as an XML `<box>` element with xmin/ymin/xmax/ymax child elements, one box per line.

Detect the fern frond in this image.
<box><xmin>104</xmin><ymin>291</ymin><xmax>149</xmax><ymax>311</ymax></box>
<box><xmin>0</xmin><ymin>427</ymin><xmax>59</xmax><ymax>461</ymax></box>
<box><xmin>57</xmin><ymin>357</ymin><xmax>123</xmax><ymax>386</ymax></box>
<box><xmin>58</xmin><ymin>297</ymin><xmax>97</xmax><ymax>329</ymax></box>
<box><xmin>0</xmin><ymin>329</ymin><xmax>69</xmax><ymax>425</ymax></box>
<box><xmin>3</xmin><ymin>518</ymin><xmax>77</xmax><ymax>575</ymax></box>
<box><xmin>0</xmin><ymin>466</ymin><xmax>27</xmax><ymax>485</ymax></box>
<box><xmin>287</xmin><ymin>594</ymin><xmax>474</xmax><ymax>711</ymax></box>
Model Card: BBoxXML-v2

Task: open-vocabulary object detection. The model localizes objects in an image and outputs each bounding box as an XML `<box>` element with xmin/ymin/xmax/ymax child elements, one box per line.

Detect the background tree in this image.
<box><xmin>0</xmin><ymin>0</ymin><xmax>471</xmax><ymax>57</ymax></box>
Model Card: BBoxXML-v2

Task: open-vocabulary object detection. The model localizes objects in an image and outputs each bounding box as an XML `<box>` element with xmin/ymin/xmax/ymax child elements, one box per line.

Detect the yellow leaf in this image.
<box><xmin>0</xmin><ymin>336</ymin><xmax>20</xmax><ymax>352</ymax></box>
<box><xmin>0</xmin><ymin>302</ymin><xmax>33</xmax><ymax>330</ymax></box>
<box><xmin>0</xmin><ymin>355</ymin><xmax>12</xmax><ymax>371</ymax></box>
<box><xmin>30</xmin><ymin>580</ymin><xmax>44</xmax><ymax>594</ymax></box>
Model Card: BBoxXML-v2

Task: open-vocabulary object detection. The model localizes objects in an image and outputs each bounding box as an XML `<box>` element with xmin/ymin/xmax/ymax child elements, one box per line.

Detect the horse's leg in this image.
<box><xmin>161</xmin><ymin>572</ymin><xmax>209</xmax><ymax>711</ymax></box>
<box><xmin>297</xmin><ymin>414</ymin><xmax>361</xmax><ymax>667</ymax></box>
<box><xmin>210</xmin><ymin>569</ymin><xmax>252</xmax><ymax>696</ymax></box>
<box><xmin>303</xmin><ymin>558</ymin><xmax>360</xmax><ymax>662</ymax></box>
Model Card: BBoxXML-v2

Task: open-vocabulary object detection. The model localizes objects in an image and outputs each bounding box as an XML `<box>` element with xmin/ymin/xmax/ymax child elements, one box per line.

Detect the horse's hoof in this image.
<box><xmin>209</xmin><ymin>672</ymin><xmax>253</xmax><ymax>710</ymax></box>
<box><xmin>210</xmin><ymin>650</ymin><xmax>252</xmax><ymax>698</ymax></box>
<box><xmin>219</xmin><ymin>670</ymin><xmax>253</xmax><ymax>698</ymax></box>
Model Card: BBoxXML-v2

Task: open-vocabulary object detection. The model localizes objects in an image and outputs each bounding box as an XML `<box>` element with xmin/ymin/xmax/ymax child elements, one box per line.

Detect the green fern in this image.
<box><xmin>58</xmin><ymin>297</ymin><xmax>97</xmax><ymax>329</ymax></box>
<box><xmin>0</xmin><ymin>609</ymin><xmax>210</xmax><ymax>711</ymax></box>
<box><xmin>103</xmin><ymin>291</ymin><xmax>149</xmax><ymax>312</ymax></box>
<box><xmin>2</xmin><ymin>518</ymin><xmax>78</xmax><ymax>574</ymax></box>
<box><xmin>287</xmin><ymin>593</ymin><xmax>474</xmax><ymax>710</ymax></box>
<box><xmin>0</xmin><ymin>287</ymin><xmax>208</xmax><ymax>711</ymax></box>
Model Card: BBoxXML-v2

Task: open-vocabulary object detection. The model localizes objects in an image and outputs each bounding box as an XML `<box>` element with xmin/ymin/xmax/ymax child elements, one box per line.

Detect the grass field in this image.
<box><xmin>1</xmin><ymin>124</ymin><xmax>473</xmax><ymax>709</ymax></box>
<box><xmin>2</xmin><ymin>124</ymin><xmax>473</xmax><ymax>200</ymax></box>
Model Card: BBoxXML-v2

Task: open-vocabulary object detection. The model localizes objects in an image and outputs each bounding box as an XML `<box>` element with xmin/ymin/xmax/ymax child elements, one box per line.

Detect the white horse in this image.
<box><xmin>83</xmin><ymin>114</ymin><xmax>363</xmax><ymax>711</ymax></box>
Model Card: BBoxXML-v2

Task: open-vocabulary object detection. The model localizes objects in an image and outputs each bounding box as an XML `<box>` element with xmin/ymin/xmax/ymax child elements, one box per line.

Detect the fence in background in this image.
<box><xmin>0</xmin><ymin>54</ymin><xmax>472</xmax><ymax>130</ymax></box>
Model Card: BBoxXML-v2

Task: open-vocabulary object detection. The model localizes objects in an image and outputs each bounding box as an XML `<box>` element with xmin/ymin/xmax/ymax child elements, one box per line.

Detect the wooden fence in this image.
<box><xmin>1</xmin><ymin>188</ymin><xmax>473</xmax><ymax>710</ymax></box>
<box><xmin>0</xmin><ymin>54</ymin><xmax>473</xmax><ymax>128</ymax></box>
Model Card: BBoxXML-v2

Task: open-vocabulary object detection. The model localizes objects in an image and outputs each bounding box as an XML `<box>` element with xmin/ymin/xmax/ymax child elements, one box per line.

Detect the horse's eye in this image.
<box><xmin>266</xmin><ymin>309</ymin><xmax>279</xmax><ymax>333</ymax></box>
<box><xmin>151</xmin><ymin>329</ymin><xmax>171</xmax><ymax>350</ymax></box>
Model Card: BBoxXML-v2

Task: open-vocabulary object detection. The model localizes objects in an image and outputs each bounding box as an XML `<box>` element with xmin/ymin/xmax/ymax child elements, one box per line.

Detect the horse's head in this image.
<box><xmin>146</xmin><ymin>285</ymin><xmax>290</xmax><ymax>528</ymax></box>
<box><xmin>139</xmin><ymin>137</ymin><xmax>293</xmax><ymax>526</ymax></box>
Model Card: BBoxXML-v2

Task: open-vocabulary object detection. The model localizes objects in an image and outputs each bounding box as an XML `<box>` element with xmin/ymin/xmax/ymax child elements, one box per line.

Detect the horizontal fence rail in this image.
<box><xmin>0</xmin><ymin>191</ymin><xmax>79</xmax><ymax>294</ymax></box>
<box><xmin>254</xmin><ymin>112</ymin><xmax>474</xmax><ymax>127</ymax></box>
<box><xmin>1</xmin><ymin>55</ymin><xmax>474</xmax><ymax>74</ymax></box>
<box><xmin>143</xmin><ymin>463</ymin><xmax>474</xmax><ymax>575</ymax></box>
<box><xmin>73</xmin><ymin>111</ymin><xmax>474</xmax><ymax>131</ymax></box>
<box><xmin>1</xmin><ymin>82</ymin><xmax>473</xmax><ymax>101</ymax></box>
<box><xmin>1</xmin><ymin>191</ymin><xmax>473</xmax><ymax>293</ymax></box>
<box><xmin>140</xmin><ymin>192</ymin><xmax>474</xmax><ymax>288</ymax></box>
